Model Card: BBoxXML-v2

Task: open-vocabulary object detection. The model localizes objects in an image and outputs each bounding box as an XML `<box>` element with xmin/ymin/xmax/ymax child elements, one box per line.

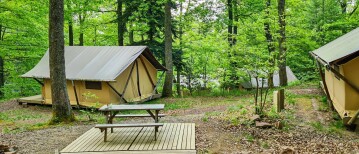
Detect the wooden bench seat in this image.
<box><xmin>95</xmin><ymin>123</ymin><xmax>164</xmax><ymax>142</ymax></box>
<box><xmin>114</xmin><ymin>114</ymin><xmax>166</xmax><ymax>118</ymax></box>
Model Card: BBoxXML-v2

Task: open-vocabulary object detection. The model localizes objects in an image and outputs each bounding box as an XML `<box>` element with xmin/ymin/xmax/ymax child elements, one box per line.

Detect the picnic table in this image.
<box><xmin>96</xmin><ymin>104</ymin><xmax>165</xmax><ymax>142</ymax></box>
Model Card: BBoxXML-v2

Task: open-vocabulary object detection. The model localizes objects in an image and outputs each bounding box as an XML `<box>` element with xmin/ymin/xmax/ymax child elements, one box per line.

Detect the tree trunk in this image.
<box><xmin>0</xmin><ymin>56</ymin><xmax>4</xmax><ymax>98</ymax></box>
<box><xmin>264</xmin><ymin>0</ymin><xmax>275</xmax><ymax>88</ymax></box>
<box><xmin>147</xmin><ymin>0</ymin><xmax>156</xmax><ymax>41</ymax></box>
<box><xmin>278</xmin><ymin>0</ymin><xmax>287</xmax><ymax>86</ymax></box>
<box><xmin>176</xmin><ymin>67</ymin><xmax>181</xmax><ymax>95</ymax></box>
<box><xmin>227</xmin><ymin>0</ymin><xmax>233</xmax><ymax>46</ymax></box>
<box><xmin>233</xmin><ymin>1</ymin><xmax>238</xmax><ymax>45</ymax></box>
<box><xmin>340</xmin><ymin>0</ymin><xmax>347</xmax><ymax>14</ymax></box>
<box><xmin>49</xmin><ymin>0</ymin><xmax>74</xmax><ymax>124</ymax></box>
<box><xmin>162</xmin><ymin>1</ymin><xmax>173</xmax><ymax>97</ymax></box>
<box><xmin>117</xmin><ymin>0</ymin><xmax>125</xmax><ymax>46</ymax></box>
<box><xmin>69</xmin><ymin>20</ymin><xmax>74</xmax><ymax>46</ymax></box>
<box><xmin>79</xmin><ymin>14</ymin><xmax>84</xmax><ymax>46</ymax></box>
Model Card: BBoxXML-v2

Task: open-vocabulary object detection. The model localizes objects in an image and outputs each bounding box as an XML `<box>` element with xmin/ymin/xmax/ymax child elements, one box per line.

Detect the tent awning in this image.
<box><xmin>311</xmin><ymin>27</ymin><xmax>359</xmax><ymax>64</ymax></box>
<box><xmin>21</xmin><ymin>46</ymin><xmax>166</xmax><ymax>81</ymax></box>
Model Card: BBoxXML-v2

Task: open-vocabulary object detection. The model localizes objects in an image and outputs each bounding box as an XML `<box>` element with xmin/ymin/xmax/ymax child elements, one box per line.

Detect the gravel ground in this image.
<box><xmin>0</xmin><ymin>125</ymin><xmax>93</xmax><ymax>154</ymax></box>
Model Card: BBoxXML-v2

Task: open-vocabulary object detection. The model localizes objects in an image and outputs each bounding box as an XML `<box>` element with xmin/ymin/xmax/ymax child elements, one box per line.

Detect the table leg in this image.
<box><xmin>155</xmin><ymin>110</ymin><xmax>159</xmax><ymax>132</ymax></box>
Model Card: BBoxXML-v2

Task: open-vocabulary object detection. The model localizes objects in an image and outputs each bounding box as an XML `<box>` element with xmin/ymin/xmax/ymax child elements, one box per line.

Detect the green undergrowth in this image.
<box><xmin>0</xmin><ymin>107</ymin><xmax>106</xmax><ymax>134</ymax></box>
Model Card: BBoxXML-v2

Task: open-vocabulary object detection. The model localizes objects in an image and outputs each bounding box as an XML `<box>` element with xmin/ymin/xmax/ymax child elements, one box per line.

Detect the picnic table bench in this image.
<box><xmin>96</xmin><ymin>104</ymin><xmax>165</xmax><ymax>142</ymax></box>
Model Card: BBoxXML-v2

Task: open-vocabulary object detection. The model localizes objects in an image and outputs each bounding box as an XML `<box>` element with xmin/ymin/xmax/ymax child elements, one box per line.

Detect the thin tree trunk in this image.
<box><xmin>227</xmin><ymin>0</ymin><xmax>233</xmax><ymax>46</ymax></box>
<box><xmin>147</xmin><ymin>0</ymin><xmax>156</xmax><ymax>41</ymax></box>
<box><xmin>69</xmin><ymin>20</ymin><xmax>74</xmax><ymax>46</ymax></box>
<box><xmin>66</xmin><ymin>1</ymin><xmax>74</xmax><ymax>46</ymax></box>
<box><xmin>162</xmin><ymin>0</ymin><xmax>173</xmax><ymax>97</ymax></box>
<box><xmin>49</xmin><ymin>0</ymin><xmax>74</xmax><ymax>124</ymax></box>
<box><xmin>117</xmin><ymin>0</ymin><xmax>125</xmax><ymax>46</ymax></box>
<box><xmin>264</xmin><ymin>0</ymin><xmax>275</xmax><ymax>88</ymax></box>
<box><xmin>0</xmin><ymin>56</ymin><xmax>4</xmax><ymax>97</ymax></box>
<box><xmin>79</xmin><ymin>14</ymin><xmax>84</xmax><ymax>46</ymax></box>
<box><xmin>176</xmin><ymin>68</ymin><xmax>181</xmax><ymax>95</ymax></box>
<box><xmin>278</xmin><ymin>0</ymin><xmax>287</xmax><ymax>86</ymax></box>
<box><xmin>176</xmin><ymin>1</ymin><xmax>183</xmax><ymax>96</ymax></box>
<box><xmin>233</xmin><ymin>1</ymin><xmax>238</xmax><ymax>45</ymax></box>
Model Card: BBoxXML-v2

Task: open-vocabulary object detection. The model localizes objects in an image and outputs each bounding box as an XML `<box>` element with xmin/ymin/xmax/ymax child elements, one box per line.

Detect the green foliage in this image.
<box><xmin>1</xmin><ymin>0</ymin><xmax>359</xmax><ymax>101</ymax></box>
<box><xmin>80</xmin><ymin>92</ymin><xmax>101</xmax><ymax>121</ymax></box>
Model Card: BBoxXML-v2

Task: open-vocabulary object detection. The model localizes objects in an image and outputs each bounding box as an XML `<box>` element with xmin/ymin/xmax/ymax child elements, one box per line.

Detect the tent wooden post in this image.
<box><xmin>106</xmin><ymin>82</ymin><xmax>127</xmax><ymax>103</ymax></box>
<box><xmin>315</xmin><ymin>60</ymin><xmax>333</xmax><ymax>109</ymax></box>
<box><xmin>135</xmin><ymin>60</ymin><xmax>142</xmax><ymax>97</ymax></box>
<box><xmin>150</xmin><ymin>71</ymin><xmax>165</xmax><ymax>99</ymax></box>
<box><xmin>121</xmin><ymin>62</ymin><xmax>136</xmax><ymax>102</ymax></box>
<box><xmin>33</xmin><ymin>78</ymin><xmax>44</xmax><ymax>86</ymax></box>
<box><xmin>71</xmin><ymin>80</ymin><xmax>80</xmax><ymax>107</ymax></box>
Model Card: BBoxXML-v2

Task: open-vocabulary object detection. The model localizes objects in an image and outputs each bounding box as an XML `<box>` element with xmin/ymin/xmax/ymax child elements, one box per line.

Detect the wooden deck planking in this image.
<box><xmin>72</xmin><ymin>128</ymin><xmax>102</xmax><ymax>152</ymax></box>
<box><xmin>176</xmin><ymin>123</ymin><xmax>185</xmax><ymax>150</ymax></box>
<box><xmin>191</xmin><ymin>123</ymin><xmax>196</xmax><ymax>149</ymax></box>
<box><xmin>109</xmin><ymin>127</ymin><xmax>134</xmax><ymax>151</ymax></box>
<box><xmin>169</xmin><ymin>123</ymin><xmax>179</xmax><ymax>150</ymax></box>
<box><xmin>151</xmin><ymin>122</ymin><xmax>169</xmax><ymax>150</ymax></box>
<box><xmin>61</xmin><ymin>123</ymin><xmax>195</xmax><ymax>154</ymax></box>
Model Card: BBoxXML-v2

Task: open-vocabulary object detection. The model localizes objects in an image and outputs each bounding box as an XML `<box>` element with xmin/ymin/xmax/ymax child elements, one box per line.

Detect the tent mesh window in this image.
<box><xmin>85</xmin><ymin>81</ymin><xmax>102</xmax><ymax>90</ymax></box>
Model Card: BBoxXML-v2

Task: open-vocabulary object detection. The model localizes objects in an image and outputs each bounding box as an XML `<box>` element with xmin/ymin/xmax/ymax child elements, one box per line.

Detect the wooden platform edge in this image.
<box><xmin>60</xmin><ymin>150</ymin><xmax>196</xmax><ymax>154</ymax></box>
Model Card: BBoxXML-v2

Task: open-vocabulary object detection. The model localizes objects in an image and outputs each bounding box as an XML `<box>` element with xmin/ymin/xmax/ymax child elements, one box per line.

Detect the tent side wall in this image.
<box><xmin>43</xmin><ymin>79</ymin><xmax>112</xmax><ymax>106</ymax></box>
<box><xmin>343</xmin><ymin>56</ymin><xmax>359</xmax><ymax>111</ymax></box>
<box><xmin>325</xmin><ymin>67</ymin><xmax>346</xmax><ymax>116</ymax></box>
<box><xmin>109</xmin><ymin>55</ymin><xmax>158</xmax><ymax>103</ymax></box>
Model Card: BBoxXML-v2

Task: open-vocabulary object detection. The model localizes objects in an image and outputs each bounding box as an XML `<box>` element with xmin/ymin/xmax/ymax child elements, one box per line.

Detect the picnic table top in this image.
<box><xmin>99</xmin><ymin>104</ymin><xmax>165</xmax><ymax>111</ymax></box>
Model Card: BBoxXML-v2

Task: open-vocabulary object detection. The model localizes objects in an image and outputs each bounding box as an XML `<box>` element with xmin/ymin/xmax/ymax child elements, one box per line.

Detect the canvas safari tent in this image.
<box><xmin>311</xmin><ymin>27</ymin><xmax>359</xmax><ymax>127</ymax></box>
<box><xmin>20</xmin><ymin>46</ymin><xmax>167</xmax><ymax>107</ymax></box>
<box><xmin>240</xmin><ymin>66</ymin><xmax>298</xmax><ymax>89</ymax></box>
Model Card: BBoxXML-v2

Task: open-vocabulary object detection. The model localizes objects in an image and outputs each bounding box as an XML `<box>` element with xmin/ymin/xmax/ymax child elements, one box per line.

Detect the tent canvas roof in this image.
<box><xmin>21</xmin><ymin>46</ymin><xmax>166</xmax><ymax>81</ymax></box>
<box><xmin>311</xmin><ymin>27</ymin><xmax>359</xmax><ymax>64</ymax></box>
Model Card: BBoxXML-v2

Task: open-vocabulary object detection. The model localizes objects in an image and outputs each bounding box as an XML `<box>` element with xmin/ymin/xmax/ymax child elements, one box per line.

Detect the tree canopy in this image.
<box><xmin>0</xmin><ymin>0</ymin><xmax>358</xmax><ymax>98</ymax></box>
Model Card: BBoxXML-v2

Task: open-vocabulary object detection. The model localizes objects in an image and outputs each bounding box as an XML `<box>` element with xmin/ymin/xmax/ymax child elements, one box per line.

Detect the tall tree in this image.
<box><xmin>117</xmin><ymin>0</ymin><xmax>125</xmax><ymax>46</ymax></box>
<box><xmin>264</xmin><ymin>0</ymin><xmax>275</xmax><ymax>87</ymax></box>
<box><xmin>278</xmin><ymin>0</ymin><xmax>287</xmax><ymax>86</ymax></box>
<box><xmin>49</xmin><ymin>0</ymin><xmax>75</xmax><ymax>123</ymax></box>
<box><xmin>162</xmin><ymin>0</ymin><xmax>173</xmax><ymax>97</ymax></box>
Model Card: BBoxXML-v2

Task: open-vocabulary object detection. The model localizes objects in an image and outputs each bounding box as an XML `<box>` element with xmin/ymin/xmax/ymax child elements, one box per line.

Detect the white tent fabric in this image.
<box><xmin>242</xmin><ymin>66</ymin><xmax>298</xmax><ymax>88</ymax></box>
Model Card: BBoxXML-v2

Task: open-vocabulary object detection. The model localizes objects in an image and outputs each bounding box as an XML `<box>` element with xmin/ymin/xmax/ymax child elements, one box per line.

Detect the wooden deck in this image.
<box><xmin>17</xmin><ymin>95</ymin><xmax>43</xmax><ymax>104</ymax></box>
<box><xmin>61</xmin><ymin>123</ymin><xmax>196</xmax><ymax>154</ymax></box>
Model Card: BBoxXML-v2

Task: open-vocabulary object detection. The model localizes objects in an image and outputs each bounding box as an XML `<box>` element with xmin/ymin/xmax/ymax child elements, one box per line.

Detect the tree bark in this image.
<box><xmin>117</xmin><ymin>0</ymin><xmax>125</xmax><ymax>46</ymax></box>
<box><xmin>162</xmin><ymin>1</ymin><xmax>173</xmax><ymax>97</ymax></box>
<box><xmin>264</xmin><ymin>0</ymin><xmax>275</xmax><ymax>88</ymax></box>
<box><xmin>69</xmin><ymin>20</ymin><xmax>74</xmax><ymax>46</ymax></box>
<box><xmin>0</xmin><ymin>56</ymin><xmax>4</xmax><ymax>97</ymax></box>
<box><xmin>49</xmin><ymin>0</ymin><xmax>74</xmax><ymax>124</ymax></box>
<box><xmin>79</xmin><ymin>14</ymin><xmax>84</xmax><ymax>46</ymax></box>
<box><xmin>278</xmin><ymin>0</ymin><xmax>287</xmax><ymax>86</ymax></box>
<box><xmin>227</xmin><ymin>0</ymin><xmax>233</xmax><ymax>46</ymax></box>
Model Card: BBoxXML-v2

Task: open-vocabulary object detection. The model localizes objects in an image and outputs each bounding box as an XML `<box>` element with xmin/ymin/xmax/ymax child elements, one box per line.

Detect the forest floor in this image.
<box><xmin>1</xmin><ymin>86</ymin><xmax>359</xmax><ymax>153</ymax></box>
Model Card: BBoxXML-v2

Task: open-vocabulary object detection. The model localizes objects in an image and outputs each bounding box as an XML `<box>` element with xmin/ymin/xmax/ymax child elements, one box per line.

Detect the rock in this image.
<box><xmin>255</xmin><ymin>121</ymin><xmax>272</xmax><ymax>128</ymax></box>
<box><xmin>250</xmin><ymin>115</ymin><xmax>260</xmax><ymax>121</ymax></box>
